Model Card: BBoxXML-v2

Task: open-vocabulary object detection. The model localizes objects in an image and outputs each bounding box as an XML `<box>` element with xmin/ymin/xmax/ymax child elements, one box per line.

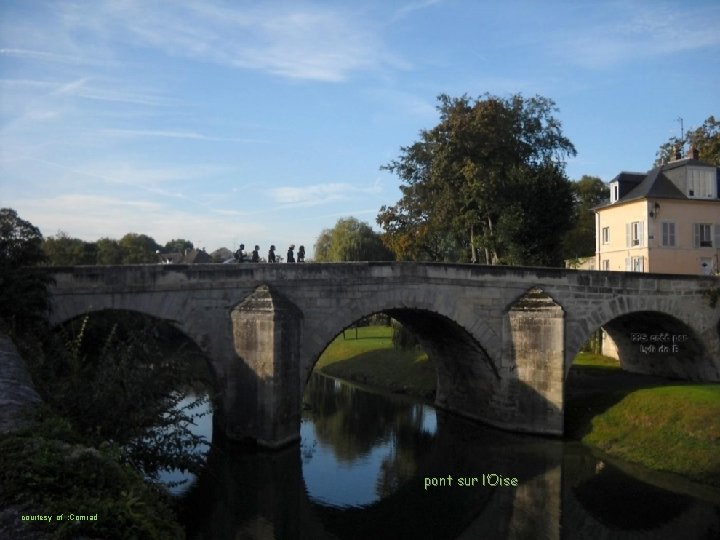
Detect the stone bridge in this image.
<box><xmin>45</xmin><ymin>263</ymin><xmax>720</xmax><ymax>447</ymax></box>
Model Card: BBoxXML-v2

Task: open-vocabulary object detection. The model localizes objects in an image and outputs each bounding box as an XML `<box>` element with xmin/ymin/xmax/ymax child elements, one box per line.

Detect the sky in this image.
<box><xmin>1</xmin><ymin>0</ymin><xmax>719</xmax><ymax>258</ymax></box>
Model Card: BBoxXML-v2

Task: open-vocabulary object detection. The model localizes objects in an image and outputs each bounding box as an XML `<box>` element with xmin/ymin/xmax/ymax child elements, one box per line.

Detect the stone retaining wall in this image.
<box><xmin>0</xmin><ymin>332</ymin><xmax>41</xmax><ymax>434</ymax></box>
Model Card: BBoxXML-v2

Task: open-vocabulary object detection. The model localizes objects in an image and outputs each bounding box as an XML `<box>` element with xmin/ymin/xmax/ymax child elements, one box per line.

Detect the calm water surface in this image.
<box><xmin>176</xmin><ymin>373</ymin><xmax>720</xmax><ymax>539</ymax></box>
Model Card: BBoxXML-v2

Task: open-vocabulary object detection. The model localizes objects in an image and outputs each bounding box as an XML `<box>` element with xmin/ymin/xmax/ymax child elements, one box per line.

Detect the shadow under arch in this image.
<box><xmin>53</xmin><ymin>308</ymin><xmax>221</xmax><ymax>396</ymax></box>
<box><xmin>306</xmin><ymin>307</ymin><xmax>501</xmax><ymax>432</ymax></box>
<box><xmin>567</xmin><ymin>309</ymin><xmax>709</xmax><ymax>380</ymax></box>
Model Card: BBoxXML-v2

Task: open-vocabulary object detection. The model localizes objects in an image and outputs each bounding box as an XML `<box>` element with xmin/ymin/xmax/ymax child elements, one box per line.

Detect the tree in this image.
<box><xmin>495</xmin><ymin>163</ymin><xmax>575</xmax><ymax>266</ymax></box>
<box><xmin>96</xmin><ymin>237</ymin><xmax>124</xmax><ymax>265</ymax></box>
<box><xmin>43</xmin><ymin>231</ymin><xmax>97</xmax><ymax>265</ymax></box>
<box><xmin>562</xmin><ymin>175</ymin><xmax>609</xmax><ymax>260</ymax></box>
<box><xmin>210</xmin><ymin>247</ymin><xmax>233</xmax><ymax>262</ymax></box>
<box><xmin>378</xmin><ymin>93</ymin><xmax>576</xmax><ymax>265</ymax></box>
<box><xmin>314</xmin><ymin>217</ymin><xmax>395</xmax><ymax>262</ymax></box>
<box><xmin>655</xmin><ymin>116</ymin><xmax>720</xmax><ymax>166</ymax></box>
<box><xmin>0</xmin><ymin>208</ymin><xmax>51</xmax><ymax>329</ymax></box>
<box><xmin>163</xmin><ymin>238</ymin><xmax>194</xmax><ymax>253</ymax></box>
<box><xmin>119</xmin><ymin>233</ymin><xmax>160</xmax><ymax>264</ymax></box>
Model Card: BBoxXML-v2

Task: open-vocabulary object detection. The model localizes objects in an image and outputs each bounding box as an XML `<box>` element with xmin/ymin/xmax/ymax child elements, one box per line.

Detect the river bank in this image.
<box><xmin>0</xmin><ymin>328</ymin><xmax>187</xmax><ymax>539</ymax></box>
<box><xmin>316</xmin><ymin>326</ymin><xmax>720</xmax><ymax>488</ymax></box>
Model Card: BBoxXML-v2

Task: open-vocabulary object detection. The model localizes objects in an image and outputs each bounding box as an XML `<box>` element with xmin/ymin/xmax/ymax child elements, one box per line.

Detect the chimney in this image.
<box><xmin>687</xmin><ymin>146</ymin><xmax>699</xmax><ymax>160</ymax></box>
<box><xmin>673</xmin><ymin>145</ymin><xmax>682</xmax><ymax>161</ymax></box>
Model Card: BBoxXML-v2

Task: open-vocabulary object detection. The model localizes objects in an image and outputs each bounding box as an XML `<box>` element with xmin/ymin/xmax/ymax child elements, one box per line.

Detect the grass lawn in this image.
<box><xmin>314</xmin><ymin>325</ymin><xmax>436</xmax><ymax>400</ymax></box>
<box><xmin>568</xmin><ymin>353</ymin><xmax>720</xmax><ymax>487</ymax></box>
<box><xmin>573</xmin><ymin>352</ymin><xmax>621</xmax><ymax>369</ymax></box>
<box><xmin>581</xmin><ymin>385</ymin><xmax>720</xmax><ymax>486</ymax></box>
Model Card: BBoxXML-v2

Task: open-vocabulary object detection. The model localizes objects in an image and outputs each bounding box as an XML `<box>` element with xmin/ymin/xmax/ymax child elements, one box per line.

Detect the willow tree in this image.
<box><xmin>378</xmin><ymin>93</ymin><xmax>576</xmax><ymax>265</ymax></box>
<box><xmin>314</xmin><ymin>217</ymin><xmax>395</xmax><ymax>262</ymax></box>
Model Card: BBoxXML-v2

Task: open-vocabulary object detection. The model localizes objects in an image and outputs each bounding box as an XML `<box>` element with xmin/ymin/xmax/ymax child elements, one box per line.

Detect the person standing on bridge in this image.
<box><xmin>297</xmin><ymin>245</ymin><xmax>305</xmax><ymax>263</ymax></box>
<box><xmin>268</xmin><ymin>245</ymin><xmax>276</xmax><ymax>263</ymax></box>
<box><xmin>251</xmin><ymin>245</ymin><xmax>260</xmax><ymax>263</ymax></box>
<box><xmin>235</xmin><ymin>244</ymin><xmax>246</xmax><ymax>263</ymax></box>
<box><xmin>287</xmin><ymin>244</ymin><xmax>295</xmax><ymax>263</ymax></box>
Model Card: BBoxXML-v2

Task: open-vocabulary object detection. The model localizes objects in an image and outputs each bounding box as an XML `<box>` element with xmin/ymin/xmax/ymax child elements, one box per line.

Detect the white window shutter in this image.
<box><xmin>715</xmin><ymin>224</ymin><xmax>720</xmax><ymax>248</ymax></box>
<box><xmin>626</xmin><ymin>223</ymin><xmax>631</xmax><ymax>248</ymax></box>
<box><xmin>639</xmin><ymin>221</ymin><xmax>644</xmax><ymax>247</ymax></box>
<box><xmin>694</xmin><ymin>224</ymin><xmax>700</xmax><ymax>248</ymax></box>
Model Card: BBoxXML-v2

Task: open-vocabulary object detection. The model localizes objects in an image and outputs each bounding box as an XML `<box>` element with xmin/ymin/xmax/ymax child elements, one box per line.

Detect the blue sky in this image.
<box><xmin>1</xmin><ymin>0</ymin><xmax>719</xmax><ymax>257</ymax></box>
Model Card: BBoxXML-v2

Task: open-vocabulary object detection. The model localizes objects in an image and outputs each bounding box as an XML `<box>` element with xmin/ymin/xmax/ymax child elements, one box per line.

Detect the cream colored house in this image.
<box><xmin>594</xmin><ymin>150</ymin><xmax>720</xmax><ymax>275</ymax></box>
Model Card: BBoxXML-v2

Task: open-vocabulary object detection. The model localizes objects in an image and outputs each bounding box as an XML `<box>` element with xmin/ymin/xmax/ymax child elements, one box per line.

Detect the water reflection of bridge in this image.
<box><xmin>178</xmin><ymin>376</ymin><xmax>720</xmax><ymax>540</ymax></box>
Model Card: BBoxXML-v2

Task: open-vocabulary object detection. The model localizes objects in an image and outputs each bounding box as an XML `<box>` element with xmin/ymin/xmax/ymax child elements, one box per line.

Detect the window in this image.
<box><xmin>694</xmin><ymin>223</ymin><xmax>713</xmax><ymax>247</ymax></box>
<box><xmin>687</xmin><ymin>168</ymin><xmax>716</xmax><ymax>199</ymax></box>
<box><xmin>626</xmin><ymin>221</ymin><xmax>644</xmax><ymax>247</ymax></box>
<box><xmin>661</xmin><ymin>222</ymin><xmax>676</xmax><ymax>247</ymax></box>
<box><xmin>625</xmin><ymin>256</ymin><xmax>644</xmax><ymax>272</ymax></box>
<box><xmin>602</xmin><ymin>227</ymin><xmax>610</xmax><ymax>244</ymax></box>
<box><xmin>610</xmin><ymin>183</ymin><xmax>619</xmax><ymax>203</ymax></box>
<box><xmin>602</xmin><ymin>259</ymin><xmax>610</xmax><ymax>270</ymax></box>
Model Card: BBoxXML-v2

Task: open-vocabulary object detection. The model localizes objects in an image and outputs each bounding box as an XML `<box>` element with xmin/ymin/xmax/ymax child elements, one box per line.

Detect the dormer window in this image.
<box><xmin>687</xmin><ymin>167</ymin><xmax>716</xmax><ymax>199</ymax></box>
<box><xmin>610</xmin><ymin>182</ymin><xmax>619</xmax><ymax>203</ymax></box>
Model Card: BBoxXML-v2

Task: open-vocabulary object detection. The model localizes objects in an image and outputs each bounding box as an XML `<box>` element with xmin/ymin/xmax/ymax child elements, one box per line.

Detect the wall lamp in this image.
<box><xmin>648</xmin><ymin>202</ymin><xmax>660</xmax><ymax>218</ymax></box>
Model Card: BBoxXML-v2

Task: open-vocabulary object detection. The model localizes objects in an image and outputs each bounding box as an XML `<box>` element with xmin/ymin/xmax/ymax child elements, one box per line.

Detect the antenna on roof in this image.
<box><xmin>676</xmin><ymin>116</ymin><xmax>684</xmax><ymax>145</ymax></box>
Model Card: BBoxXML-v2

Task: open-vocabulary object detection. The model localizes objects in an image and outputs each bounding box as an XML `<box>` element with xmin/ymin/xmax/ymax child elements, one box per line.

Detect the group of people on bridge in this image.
<box><xmin>234</xmin><ymin>244</ymin><xmax>305</xmax><ymax>264</ymax></box>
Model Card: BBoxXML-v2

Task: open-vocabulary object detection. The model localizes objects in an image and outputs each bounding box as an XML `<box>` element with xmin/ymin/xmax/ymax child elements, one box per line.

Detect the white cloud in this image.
<box><xmin>12</xmin><ymin>193</ymin><xmax>266</xmax><ymax>249</ymax></box>
<box><xmin>51</xmin><ymin>0</ymin><xmax>398</xmax><ymax>82</ymax></box>
<box><xmin>49</xmin><ymin>77</ymin><xmax>173</xmax><ymax>107</ymax></box>
<box><xmin>0</xmin><ymin>48</ymin><xmax>92</xmax><ymax>65</ymax></box>
<box><xmin>390</xmin><ymin>0</ymin><xmax>444</xmax><ymax>22</ymax></box>
<box><xmin>554</xmin><ymin>3</ymin><xmax>720</xmax><ymax>69</ymax></box>
<box><xmin>101</xmin><ymin>128</ymin><xmax>266</xmax><ymax>144</ymax></box>
<box><xmin>271</xmin><ymin>180</ymin><xmax>383</xmax><ymax>207</ymax></box>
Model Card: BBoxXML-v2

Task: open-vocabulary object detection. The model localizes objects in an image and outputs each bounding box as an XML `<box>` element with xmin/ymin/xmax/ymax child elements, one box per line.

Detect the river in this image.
<box><xmin>172</xmin><ymin>373</ymin><xmax>720</xmax><ymax>539</ymax></box>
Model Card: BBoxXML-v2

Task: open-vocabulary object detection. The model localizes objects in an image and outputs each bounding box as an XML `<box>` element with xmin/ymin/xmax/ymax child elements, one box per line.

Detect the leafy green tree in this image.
<box><xmin>378</xmin><ymin>93</ymin><xmax>576</xmax><ymax>265</ymax></box>
<box><xmin>655</xmin><ymin>115</ymin><xmax>720</xmax><ymax>166</ymax></box>
<box><xmin>562</xmin><ymin>175</ymin><xmax>609</xmax><ymax>260</ymax></box>
<box><xmin>164</xmin><ymin>238</ymin><xmax>194</xmax><ymax>253</ymax></box>
<box><xmin>210</xmin><ymin>247</ymin><xmax>233</xmax><ymax>262</ymax></box>
<box><xmin>43</xmin><ymin>231</ymin><xmax>97</xmax><ymax>265</ymax></box>
<box><xmin>314</xmin><ymin>217</ymin><xmax>395</xmax><ymax>262</ymax></box>
<box><xmin>0</xmin><ymin>208</ymin><xmax>51</xmax><ymax>330</ymax></box>
<box><xmin>119</xmin><ymin>233</ymin><xmax>160</xmax><ymax>264</ymax></box>
<box><xmin>495</xmin><ymin>163</ymin><xmax>575</xmax><ymax>265</ymax></box>
<box><xmin>96</xmin><ymin>237</ymin><xmax>124</xmax><ymax>264</ymax></box>
<box><xmin>37</xmin><ymin>313</ymin><xmax>209</xmax><ymax>479</ymax></box>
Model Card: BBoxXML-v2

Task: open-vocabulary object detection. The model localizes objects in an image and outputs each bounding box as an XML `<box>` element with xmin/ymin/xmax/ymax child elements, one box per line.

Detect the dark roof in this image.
<box><xmin>184</xmin><ymin>249</ymin><xmax>211</xmax><ymax>263</ymax></box>
<box><xmin>596</xmin><ymin>157</ymin><xmax>719</xmax><ymax>210</ymax></box>
<box><xmin>620</xmin><ymin>169</ymin><xmax>687</xmax><ymax>202</ymax></box>
<box><xmin>611</xmin><ymin>171</ymin><xmax>645</xmax><ymax>185</ymax></box>
<box><xmin>158</xmin><ymin>252</ymin><xmax>184</xmax><ymax>264</ymax></box>
<box><xmin>659</xmin><ymin>157</ymin><xmax>712</xmax><ymax>171</ymax></box>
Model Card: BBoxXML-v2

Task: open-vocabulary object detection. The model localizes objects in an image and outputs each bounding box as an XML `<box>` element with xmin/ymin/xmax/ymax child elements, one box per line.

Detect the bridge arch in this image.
<box><xmin>48</xmin><ymin>292</ymin><xmax>218</xmax><ymax>364</ymax></box>
<box><xmin>301</xmin><ymin>287</ymin><xmax>502</xmax><ymax>380</ymax></box>
<box><xmin>306</xmin><ymin>307</ymin><xmax>500</xmax><ymax>424</ymax></box>
<box><xmin>51</xmin><ymin>308</ymin><xmax>221</xmax><ymax>387</ymax></box>
<box><xmin>565</xmin><ymin>300</ymin><xmax>720</xmax><ymax>381</ymax></box>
